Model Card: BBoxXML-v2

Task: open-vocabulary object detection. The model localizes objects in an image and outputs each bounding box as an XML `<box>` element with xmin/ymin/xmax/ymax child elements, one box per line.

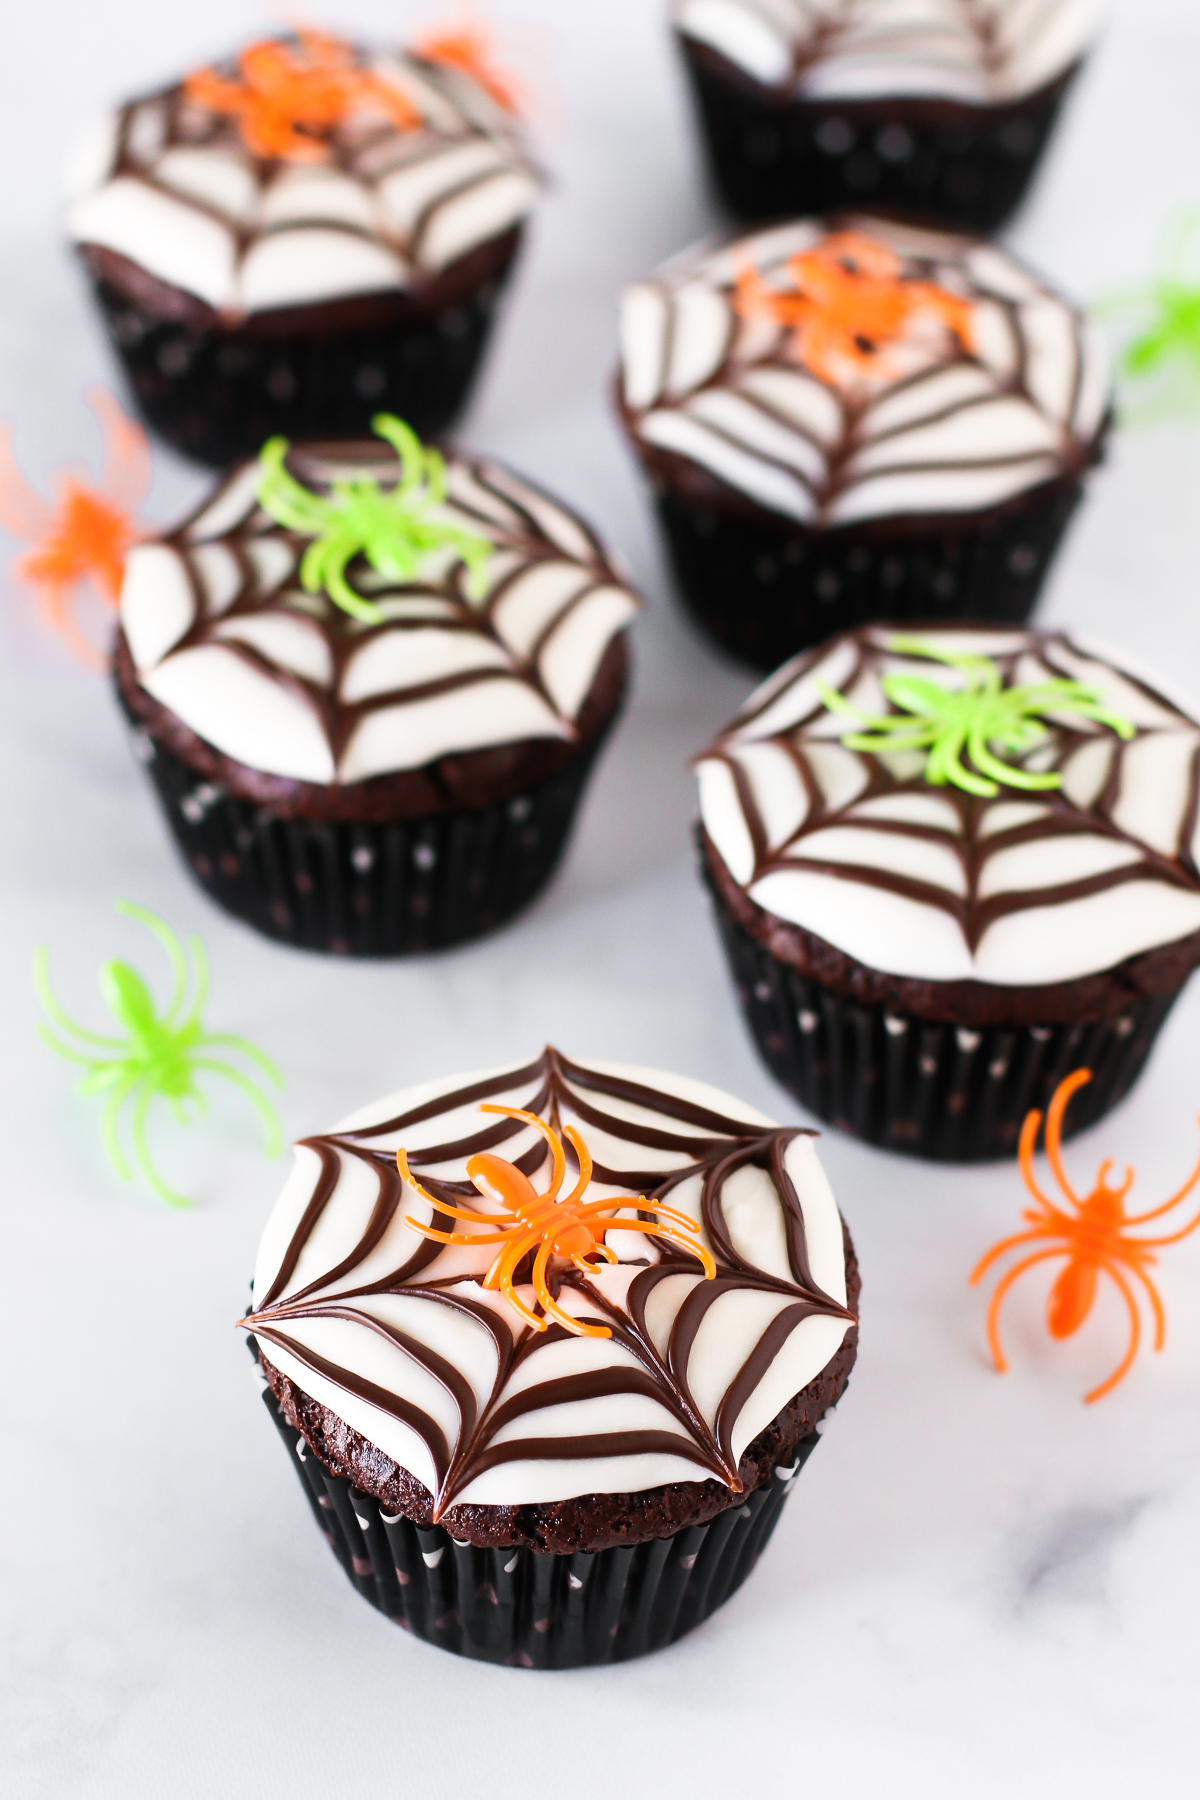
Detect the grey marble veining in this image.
<box><xmin>2</xmin><ymin>2</ymin><xmax>1199</xmax><ymax>1796</ymax></box>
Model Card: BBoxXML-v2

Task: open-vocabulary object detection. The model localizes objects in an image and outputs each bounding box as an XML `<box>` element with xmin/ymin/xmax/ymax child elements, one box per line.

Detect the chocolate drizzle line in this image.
<box><xmin>246</xmin><ymin>1047</ymin><xmax>854</xmax><ymax>1517</ymax></box>
<box><xmin>625</xmin><ymin>219</ymin><xmax>1099</xmax><ymax>527</ymax></box>
<box><xmin>677</xmin><ymin>0</ymin><xmax>1079</xmax><ymax>99</ymax></box>
<box><xmin>702</xmin><ymin>627</ymin><xmax>1200</xmax><ymax>954</ymax></box>
<box><xmin>90</xmin><ymin>44</ymin><xmax>537</xmax><ymax>319</ymax></box>
<box><xmin>137</xmin><ymin>444</ymin><xmax>632</xmax><ymax>779</ymax></box>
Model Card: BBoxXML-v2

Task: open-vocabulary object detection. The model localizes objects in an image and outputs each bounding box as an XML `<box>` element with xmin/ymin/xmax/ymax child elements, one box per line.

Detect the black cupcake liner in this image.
<box><xmin>655</xmin><ymin>474</ymin><xmax>1086</xmax><ymax>672</ymax></box>
<box><xmin>121</xmin><ymin>706</ymin><xmax>603</xmax><ymax>956</ymax></box>
<box><xmin>678</xmin><ymin>42</ymin><xmax>1080</xmax><ymax>233</ymax></box>
<box><xmin>259</xmin><ymin>1378</ymin><xmax>816</xmax><ymax>1667</ymax></box>
<box><xmin>88</xmin><ymin>246</ymin><xmax>520</xmax><ymax>468</ymax></box>
<box><xmin>703</xmin><ymin>852</ymin><xmax>1182</xmax><ymax>1162</ymax></box>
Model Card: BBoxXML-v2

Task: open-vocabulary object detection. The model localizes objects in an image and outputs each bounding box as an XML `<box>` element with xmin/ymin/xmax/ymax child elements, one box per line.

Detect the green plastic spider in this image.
<box><xmin>256</xmin><ymin>412</ymin><xmax>494</xmax><ymax>623</ymax></box>
<box><xmin>1099</xmin><ymin>205</ymin><xmax>1200</xmax><ymax>424</ymax></box>
<box><xmin>35</xmin><ymin>902</ymin><xmax>284</xmax><ymax>1209</ymax></box>
<box><xmin>819</xmin><ymin>636</ymin><xmax>1135</xmax><ymax>799</ymax></box>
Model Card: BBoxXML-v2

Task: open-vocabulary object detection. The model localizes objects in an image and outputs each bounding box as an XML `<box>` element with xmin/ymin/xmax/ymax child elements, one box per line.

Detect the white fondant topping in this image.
<box><xmin>621</xmin><ymin>216</ymin><xmax>1109</xmax><ymax>526</ymax></box>
<box><xmin>69</xmin><ymin>178</ymin><xmax>238</xmax><ymax>310</ymax></box>
<box><xmin>66</xmin><ymin>42</ymin><xmax>540</xmax><ymax>318</ymax></box>
<box><xmin>673</xmin><ymin>0</ymin><xmax>1094</xmax><ymax>104</ymax></box>
<box><xmin>121</xmin><ymin>446</ymin><xmax>639</xmax><ymax>786</ymax></box>
<box><xmin>239</xmin><ymin>229</ymin><xmax>408</xmax><ymax>312</ymax></box>
<box><xmin>143</xmin><ymin>647</ymin><xmax>337</xmax><ymax>783</ymax></box>
<box><xmin>250</xmin><ymin>1054</ymin><xmax>852</xmax><ymax>1506</ymax></box>
<box><xmin>700</xmin><ymin>627</ymin><xmax>1200</xmax><ymax>987</ymax></box>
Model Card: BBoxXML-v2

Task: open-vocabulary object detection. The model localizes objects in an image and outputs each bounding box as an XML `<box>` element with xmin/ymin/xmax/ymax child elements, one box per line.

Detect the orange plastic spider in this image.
<box><xmin>185</xmin><ymin>31</ymin><xmax>421</xmax><ymax>162</ymax></box>
<box><xmin>413</xmin><ymin>4</ymin><xmax>527</xmax><ymax>116</ymax></box>
<box><xmin>970</xmin><ymin>1070</ymin><xmax>1200</xmax><ymax>1403</ymax></box>
<box><xmin>399</xmin><ymin>1105</ymin><xmax>716</xmax><ymax>1338</ymax></box>
<box><xmin>0</xmin><ymin>388</ymin><xmax>150</xmax><ymax>669</ymax></box>
<box><xmin>733</xmin><ymin>229</ymin><xmax>976</xmax><ymax>383</ymax></box>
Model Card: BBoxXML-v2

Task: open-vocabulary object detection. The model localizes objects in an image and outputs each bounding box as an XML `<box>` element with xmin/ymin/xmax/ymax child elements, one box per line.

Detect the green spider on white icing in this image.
<box><xmin>819</xmin><ymin>636</ymin><xmax>1135</xmax><ymax>800</ymax></box>
<box><xmin>256</xmin><ymin>412</ymin><xmax>495</xmax><ymax>624</ymax></box>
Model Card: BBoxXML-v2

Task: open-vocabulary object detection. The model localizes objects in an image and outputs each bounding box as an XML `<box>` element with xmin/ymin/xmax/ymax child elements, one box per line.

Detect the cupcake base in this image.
<box><xmin>656</xmin><ymin>473</ymin><xmax>1087</xmax><ymax>672</ymax></box>
<box><xmin>83</xmin><ymin>229</ymin><xmax>523</xmax><ymax>468</ymax></box>
<box><xmin>260</xmin><ymin>1378</ymin><xmax>817</xmax><ymax>1668</ymax></box>
<box><xmin>701</xmin><ymin>837</ymin><xmax>1183</xmax><ymax>1162</ymax></box>
<box><xmin>677</xmin><ymin>39</ymin><xmax>1080</xmax><ymax>233</ymax></box>
<box><xmin>119</xmin><ymin>698</ymin><xmax>607</xmax><ymax>956</ymax></box>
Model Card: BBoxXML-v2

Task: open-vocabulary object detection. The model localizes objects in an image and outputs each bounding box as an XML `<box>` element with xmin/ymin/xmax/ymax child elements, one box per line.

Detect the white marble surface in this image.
<box><xmin>3</xmin><ymin>2</ymin><xmax>1200</xmax><ymax>1794</ymax></box>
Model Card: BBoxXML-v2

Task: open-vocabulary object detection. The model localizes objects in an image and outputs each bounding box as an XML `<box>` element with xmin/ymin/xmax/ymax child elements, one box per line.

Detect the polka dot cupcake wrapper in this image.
<box><xmin>701</xmin><ymin>838</ymin><xmax>1184</xmax><ymax>1163</ymax></box>
<box><xmin>676</xmin><ymin>40</ymin><xmax>1080</xmax><ymax>233</ymax></box>
<box><xmin>654</xmin><ymin>470</ymin><xmax>1088</xmax><ymax>673</ymax></box>
<box><xmin>85</xmin><ymin>228</ymin><xmax>523</xmax><ymax>469</ymax></box>
<box><xmin>258</xmin><ymin>1376</ymin><xmax>818</xmax><ymax>1669</ymax></box>
<box><xmin>120</xmin><ymin>699</ymin><xmax>605</xmax><ymax>957</ymax></box>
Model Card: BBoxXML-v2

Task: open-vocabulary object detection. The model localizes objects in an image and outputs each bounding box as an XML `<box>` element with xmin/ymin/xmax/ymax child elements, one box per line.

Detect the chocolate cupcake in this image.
<box><xmin>244</xmin><ymin>1046</ymin><xmax>859</xmax><ymax>1667</ymax></box>
<box><xmin>115</xmin><ymin>416</ymin><xmax>639</xmax><ymax>955</ymax></box>
<box><xmin>696</xmin><ymin>626</ymin><xmax>1200</xmax><ymax>1161</ymax></box>
<box><xmin>66</xmin><ymin>30</ymin><xmax>541</xmax><ymax>467</ymax></box>
<box><xmin>618</xmin><ymin>217</ymin><xmax>1108</xmax><ymax>670</ymax></box>
<box><xmin>672</xmin><ymin>0</ymin><xmax>1094</xmax><ymax>232</ymax></box>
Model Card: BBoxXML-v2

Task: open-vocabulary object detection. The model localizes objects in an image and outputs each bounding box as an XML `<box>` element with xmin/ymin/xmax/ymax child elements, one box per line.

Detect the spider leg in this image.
<box><xmin>969</xmin><ymin>1227</ymin><xmax>1054</xmax><ymax>1286</ymax></box>
<box><xmin>89</xmin><ymin>385</ymin><xmax>151</xmax><ymax>512</ymax></box>
<box><xmin>484</xmin><ymin>1228</ymin><xmax>538</xmax><ymax>1293</ymax></box>
<box><xmin>100</xmin><ymin>1076</ymin><xmax>140</xmax><ymax>1183</ymax></box>
<box><xmin>1043</xmin><ymin>1071</ymin><xmax>1088</xmax><ymax>1208</ymax></box>
<box><xmin>479</xmin><ymin>1104</ymin><xmax>566</xmax><ymax>1201</ymax></box>
<box><xmin>196</xmin><ymin>1033</ymin><xmax>283</xmax><ymax>1089</ymax></box>
<box><xmin>176</xmin><ymin>933</ymin><xmax>210</xmax><ymax>1030</ymax></box>
<box><xmin>575</xmin><ymin>1245</ymin><xmax>619</xmax><ymax>1269</ymax></box>
<box><xmin>643</xmin><ymin>1200</ymin><xmax>706</xmax><ymax>1233</ymax></box>
<box><xmin>371</xmin><ymin>413</ymin><xmax>424</xmax><ymax>500</ymax></box>
<box><xmin>314</xmin><ymin>536</ymin><xmax>384</xmax><ymax>623</ymax></box>
<box><xmin>130</xmin><ymin>1085</ymin><xmax>191</xmax><ymax>1209</ymax></box>
<box><xmin>983</xmin><ymin>1246</ymin><xmax>1067</xmax><ymax>1374</ymax></box>
<box><xmin>33</xmin><ymin>947</ymin><xmax>127</xmax><ymax>1049</ymax></box>
<box><xmin>397</xmin><ymin>1149</ymin><xmax>516</xmax><ymax>1225</ymax></box>
<box><xmin>1122</xmin><ymin>1259</ymin><xmax>1166</xmax><ymax>1352</ymax></box>
<box><xmin>191</xmin><ymin>1057</ymin><xmax>284</xmax><ymax>1158</ymax></box>
<box><xmin>533</xmin><ymin>1240</ymin><xmax>612</xmax><ymax>1340</ymax></box>
<box><xmin>256</xmin><ymin>439</ymin><xmax>334</xmax><ymax>535</ymax></box>
<box><xmin>1084</xmin><ymin>1264</ymin><xmax>1143</xmax><ymax>1404</ymax></box>
<box><xmin>1016</xmin><ymin>1107</ymin><xmax>1076</xmax><ymax>1222</ymax></box>
<box><xmin>118</xmin><ymin>902</ymin><xmax>189</xmax><ymax>1025</ymax></box>
<box><xmin>495</xmin><ymin>1257</ymin><xmax>546</xmax><ymax>1333</ymax></box>
<box><xmin>637</xmin><ymin>1224</ymin><xmax>717</xmax><ymax>1277</ymax></box>
<box><xmin>36</xmin><ymin>581</ymin><xmax>106</xmax><ymax>670</ymax></box>
<box><xmin>560</xmin><ymin>1124</ymin><xmax>592</xmax><ymax>1208</ymax></box>
<box><xmin>0</xmin><ymin>422</ymin><xmax>56</xmax><ymax>536</ymax></box>
<box><xmin>1126</xmin><ymin>1127</ymin><xmax>1200</xmax><ymax>1224</ymax></box>
<box><xmin>572</xmin><ymin>1196</ymin><xmax>703</xmax><ymax>1233</ymax></box>
<box><xmin>402</xmin><ymin>1219</ymin><xmax>511</xmax><ymax>1247</ymax></box>
<box><xmin>1131</xmin><ymin>1202</ymin><xmax>1200</xmax><ymax>1248</ymax></box>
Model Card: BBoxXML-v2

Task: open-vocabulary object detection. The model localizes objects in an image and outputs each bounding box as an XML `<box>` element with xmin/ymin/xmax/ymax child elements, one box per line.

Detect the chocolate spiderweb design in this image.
<box><xmin>121</xmin><ymin>443</ymin><xmax>638</xmax><ymax>784</ymax></box>
<box><xmin>673</xmin><ymin>0</ymin><xmax>1089</xmax><ymax>100</ymax></box>
<box><xmin>70</xmin><ymin>43</ymin><xmax>539</xmax><ymax>315</ymax></box>
<box><xmin>700</xmin><ymin>628</ymin><xmax>1200</xmax><ymax>967</ymax></box>
<box><xmin>621</xmin><ymin>218</ymin><xmax>1107</xmax><ymax>529</ymax></box>
<box><xmin>247</xmin><ymin>1049</ymin><xmax>854</xmax><ymax>1517</ymax></box>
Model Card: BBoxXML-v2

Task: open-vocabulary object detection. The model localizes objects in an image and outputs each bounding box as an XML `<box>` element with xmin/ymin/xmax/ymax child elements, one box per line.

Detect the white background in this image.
<box><xmin>3</xmin><ymin>2</ymin><xmax>1200</xmax><ymax>1795</ymax></box>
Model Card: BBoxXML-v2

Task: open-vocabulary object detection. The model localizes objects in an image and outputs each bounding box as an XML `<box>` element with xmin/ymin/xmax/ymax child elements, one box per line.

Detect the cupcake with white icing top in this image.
<box><xmin>68</xmin><ymin>29</ymin><xmax>542</xmax><ymax>466</ymax></box>
<box><xmin>673</xmin><ymin>0</ymin><xmax>1095</xmax><ymax>230</ymax></box>
<box><xmin>618</xmin><ymin>216</ymin><xmax>1109</xmax><ymax>669</ymax></box>
<box><xmin>697</xmin><ymin>625</ymin><xmax>1200</xmax><ymax>1159</ymax></box>
<box><xmin>246</xmin><ymin>1045</ymin><xmax>859</xmax><ymax>1666</ymax></box>
<box><xmin>115</xmin><ymin>415</ymin><xmax>639</xmax><ymax>954</ymax></box>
